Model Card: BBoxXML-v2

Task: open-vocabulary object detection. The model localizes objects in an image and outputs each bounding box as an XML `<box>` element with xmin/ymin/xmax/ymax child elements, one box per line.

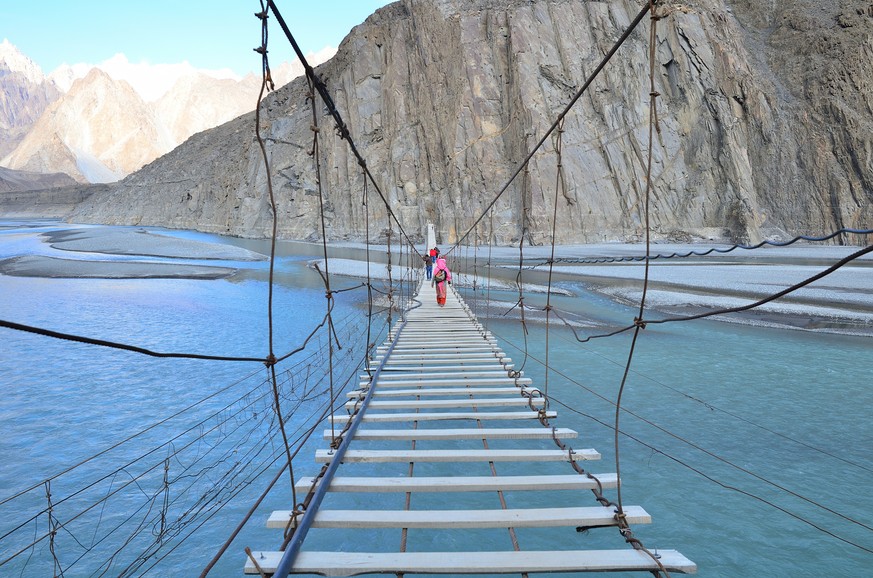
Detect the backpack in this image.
<box><xmin>433</xmin><ymin>269</ymin><xmax>446</xmax><ymax>282</ymax></box>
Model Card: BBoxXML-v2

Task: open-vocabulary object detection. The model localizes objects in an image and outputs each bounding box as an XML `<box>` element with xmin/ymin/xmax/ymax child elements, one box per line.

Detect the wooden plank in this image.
<box><xmin>393</xmin><ymin>325</ymin><xmax>487</xmax><ymax>330</ymax></box>
<box><xmin>365</xmin><ymin>371</ymin><xmax>524</xmax><ymax>380</ymax></box>
<box><xmin>324</xmin><ymin>427</ymin><xmax>577</xmax><ymax>441</ymax></box>
<box><xmin>343</xmin><ymin>397</ymin><xmax>532</xmax><ymax>410</ymax></box>
<box><xmin>267</xmin><ymin>505</ymin><xmax>649</xmax><ymax>529</ymax></box>
<box><xmin>393</xmin><ymin>333</ymin><xmax>494</xmax><ymax>339</ymax></box>
<box><xmin>295</xmin><ymin>473</ymin><xmax>618</xmax><ymax>493</ymax></box>
<box><xmin>347</xmin><ymin>387</ymin><xmax>529</xmax><ymax>398</ymax></box>
<box><xmin>315</xmin><ymin>448</ymin><xmax>599</xmax><ymax>463</ymax></box>
<box><xmin>360</xmin><ymin>377</ymin><xmax>532</xmax><ymax>388</ymax></box>
<box><xmin>374</xmin><ymin>347</ymin><xmax>506</xmax><ymax>358</ymax></box>
<box><xmin>391</xmin><ymin>335</ymin><xmax>491</xmax><ymax>342</ymax></box>
<box><xmin>376</xmin><ymin>349</ymin><xmax>499</xmax><ymax>357</ymax></box>
<box><xmin>378</xmin><ymin>345</ymin><xmax>498</xmax><ymax>352</ymax></box>
<box><xmin>332</xmin><ymin>410</ymin><xmax>557</xmax><ymax>422</ymax></box>
<box><xmin>380</xmin><ymin>364</ymin><xmax>512</xmax><ymax>372</ymax></box>
<box><xmin>392</xmin><ymin>330</ymin><xmax>491</xmax><ymax>335</ymax></box>
<box><xmin>245</xmin><ymin>549</ymin><xmax>697</xmax><ymax>575</ymax></box>
<box><xmin>375</xmin><ymin>353</ymin><xmax>505</xmax><ymax>361</ymax></box>
<box><xmin>382</xmin><ymin>355</ymin><xmax>512</xmax><ymax>365</ymax></box>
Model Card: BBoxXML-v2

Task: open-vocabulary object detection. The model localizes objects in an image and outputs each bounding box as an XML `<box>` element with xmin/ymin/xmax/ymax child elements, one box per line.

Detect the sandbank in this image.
<box><xmin>0</xmin><ymin>255</ymin><xmax>237</xmax><ymax>279</ymax></box>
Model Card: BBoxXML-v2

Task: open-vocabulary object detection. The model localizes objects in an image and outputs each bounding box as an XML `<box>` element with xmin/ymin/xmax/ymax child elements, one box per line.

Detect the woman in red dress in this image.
<box><xmin>431</xmin><ymin>257</ymin><xmax>451</xmax><ymax>307</ymax></box>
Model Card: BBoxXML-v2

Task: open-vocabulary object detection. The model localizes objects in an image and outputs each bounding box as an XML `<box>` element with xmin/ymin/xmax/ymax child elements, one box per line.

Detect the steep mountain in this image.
<box><xmin>0</xmin><ymin>40</ymin><xmax>60</xmax><ymax>159</ymax></box>
<box><xmin>154</xmin><ymin>72</ymin><xmax>262</xmax><ymax>145</ymax></box>
<box><xmin>58</xmin><ymin>0</ymin><xmax>873</xmax><ymax>243</ymax></box>
<box><xmin>3</xmin><ymin>68</ymin><xmax>165</xmax><ymax>183</ymax></box>
<box><xmin>1</xmin><ymin>43</ymin><xmax>334</xmax><ymax>187</ymax></box>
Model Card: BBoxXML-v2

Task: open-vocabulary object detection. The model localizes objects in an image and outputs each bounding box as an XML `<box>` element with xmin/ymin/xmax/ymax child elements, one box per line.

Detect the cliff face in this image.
<box><xmin>69</xmin><ymin>0</ymin><xmax>873</xmax><ymax>244</ymax></box>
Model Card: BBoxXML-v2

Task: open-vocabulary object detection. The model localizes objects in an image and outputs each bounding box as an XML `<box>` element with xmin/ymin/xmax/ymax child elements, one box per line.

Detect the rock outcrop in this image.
<box><xmin>0</xmin><ymin>166</ymin><xmax>77</xmax><ymax>194</ymax></box>
<box><xmin>67</xmin><ymin>0</ymin><xmax>873</xmax><ymax>244</ymax></box>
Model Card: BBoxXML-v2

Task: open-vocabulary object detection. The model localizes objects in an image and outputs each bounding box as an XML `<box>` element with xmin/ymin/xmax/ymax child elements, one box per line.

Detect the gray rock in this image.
<box><xmin>63</xmin><ymin>0</ymin><xmax>873</xmax><ymax>245</ymax></box>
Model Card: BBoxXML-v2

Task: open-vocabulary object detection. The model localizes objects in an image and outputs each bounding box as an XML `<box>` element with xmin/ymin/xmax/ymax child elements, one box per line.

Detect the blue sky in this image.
<box><xmin>1</xmin><ymin>0</ymin><xmax>393</xmax><ymax>76</ymax></box>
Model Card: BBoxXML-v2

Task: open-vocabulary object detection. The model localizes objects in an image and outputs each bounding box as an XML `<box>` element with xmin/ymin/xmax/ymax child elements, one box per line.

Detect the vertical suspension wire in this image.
<box><xmin>45</xmin><ymin>481</ymin><xmax>61</xmax><ymax>578</ymax></box>
<box><xmin>362</xmin><ymin>169</ymin><xmax>374</xmax><ymax>376</ymax></box>
<box><xmin>307</xmin><ymin>76</ymin><xmax>339</xmax><ymax>447</ymax></box>
<box><xmin>514</xmin><ymin>164</ymin><xmax>531</xmax><ymax>374</ymax></box>
<box><xmin>485</xmin><ymin>208</ymin><xmax>495</xmax><ymax>330</ymax></box>
<box><xmin>542</xmin><ymin>117</ymin><xmax>567</xmax><ymax>408</ymax></box>
<box><xmin>403</xmin><ymin>239</ymin><xmax>407</xmax><ymax>312</ymax></box>
<box><xmin>615</xmin><ymin>0</ymin><xmax>660</xmax><ymax>511</ymax></box>
<box><xmin>460</xmin><ymin>230</ymin><xmax>470</xmax><ymax>302</ymax></box>
<box><xmin>611</xmin><ymin>2</ymin><xmax>670</xmax><ymax>574</ymax></box>
<box><xmin>404</xmin><ymin>233</ymin><xmax>412</xmax><ymax>310</ymax></box>
<box><xmin>253</xmin><ymin>2</ymin><xmax>296</xmax><ymax>501</ymax></box>
<box><xmin>472</xmin><ymin>219</ymin><xmax>480</xmax><ymax>315</ymax></box>
<box><xmin>386</xmin><ymin>215</ymin><xmax>394</xmax><ymax>327</ymax></box>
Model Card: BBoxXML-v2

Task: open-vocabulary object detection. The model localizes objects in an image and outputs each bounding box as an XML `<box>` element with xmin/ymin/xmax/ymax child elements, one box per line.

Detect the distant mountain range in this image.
<box><xmin>0</xmin><ymin>39</ymin><xmax>332</xmax><ymax>190</ymax></box>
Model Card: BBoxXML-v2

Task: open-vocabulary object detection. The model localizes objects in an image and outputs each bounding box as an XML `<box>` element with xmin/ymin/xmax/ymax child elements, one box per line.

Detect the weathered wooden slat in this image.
<box><xmin>364</xmin><ymin>371</ymin><xmax>524</xmax><ymax>381</ymax></box>
<box><xmin>331</xmin><ymin>410</ymin><xmax>557</xmax><ymax>422</ymax></box>
<box><xmin>390</xmin><ymin>334</ymin><xmax>491</xmax><ymax>342</ymax></box>
<box><xmin>244</xmin><ymin>549</ymin><xmax>697</xmax><ymax>575</ymax></box>
<box><xmin>380</xmin><ymin>357</ymin><xmax>513</xmax><ymax>365</ymax></box>
<box><xmin>315</xmin><ymin>448</ymin><xmax>599</xmax><ymax>463</ymax></box>
<box><xmin>374</xmin><ymin>353</ymin><xmax>505</xmax><ymax>362</ymax></box>
<box><xmin>378</xmin><ymin>345</ymin><xmax>497</xmax><ymax>351</ymax></box>
<box><xmin>360</xmin><ymin>377</ymin><xmax>532</xmax><ymax>388</ymax></box>
<box><xmin>344</xmin><ymin>397</ymin><xmax>533</xmax><ymax>410</ymax></box>
<box><xmin>380</xmin><ymin>364</ymin><xmax>512</xmax><ymax>372</ymax></box>
<box><xmin>376</xmin><ymin>350</ymin><xmax>504</xmax><ymax>357</ymax></box>
<box><xmin>267</xmin><ymin>505</ymin><xmax>649</xmax><ymax>529</ymax></box>
<box><xmin>347</xmin><ymin>386</ymin><xmax>530</xmax><ymax>398</ymax></box>
<box><xmin>294</xmin><ymin>473</ymin><xmax>618</xmax><ymax>493</ymax></box>
<box><xmin>395</xmin><ymin>334</ymin><xmax>497</xmax><ymax>347</ymax></box>
<box><xmin>323</xmin><ymin>427</ymin><xmax>577</xmax><ymax>441</ymax></box>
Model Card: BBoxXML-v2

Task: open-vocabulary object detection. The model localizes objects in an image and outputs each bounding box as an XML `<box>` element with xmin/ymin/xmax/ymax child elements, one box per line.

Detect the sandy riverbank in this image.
<box><xmin>0</xmin><ymin>223</ymin><xmax>267</xmax><ymax>279</ymax></box>
<box><xmin>2</xmin><ymin>222</ymin><xmax>871</xmax><ymax>335</ymax></box>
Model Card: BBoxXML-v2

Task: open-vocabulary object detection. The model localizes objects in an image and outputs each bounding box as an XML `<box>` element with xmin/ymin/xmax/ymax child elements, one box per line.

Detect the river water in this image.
<box><xmin>1</xmin><ymin>220</ymin><xmax>871</xmax><ymax>577</ymax></box>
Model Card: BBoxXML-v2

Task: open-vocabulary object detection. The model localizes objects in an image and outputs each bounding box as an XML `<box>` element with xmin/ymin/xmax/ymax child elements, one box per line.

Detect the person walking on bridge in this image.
<box><xmin>424</xmin><ymin>253</ymin><xmax>433</xmax><ymax>280</ymax></box>
<box><xmin>431</xmin><ymin>257</ymin><xmax>451</xmax><ymax>307</ymax></box>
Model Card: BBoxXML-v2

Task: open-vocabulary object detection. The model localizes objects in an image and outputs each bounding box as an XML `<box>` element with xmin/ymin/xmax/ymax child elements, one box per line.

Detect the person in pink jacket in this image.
<box><xmin>431</xmin><ymin>257</ymin><xmax>451</xmax><ymax>307</ymax></box>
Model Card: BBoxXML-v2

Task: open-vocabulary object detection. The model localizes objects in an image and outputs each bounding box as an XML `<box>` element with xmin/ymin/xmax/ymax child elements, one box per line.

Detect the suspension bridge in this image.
<box><xmin>243</xmin><ymin>274</ymin><xmax>697</xmax><ymax>576</ymax></box>
<box><xmin>3</xmin><ymin>0</ymin><xmax>871</xmax><ymax>575</ymax></box>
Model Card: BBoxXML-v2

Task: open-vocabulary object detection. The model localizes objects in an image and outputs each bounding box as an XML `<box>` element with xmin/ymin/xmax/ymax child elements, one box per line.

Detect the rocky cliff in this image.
<box><xmin>67</xmin><ymin>0</ymin><xmax>873</xmax><ymax>244</ymax></box>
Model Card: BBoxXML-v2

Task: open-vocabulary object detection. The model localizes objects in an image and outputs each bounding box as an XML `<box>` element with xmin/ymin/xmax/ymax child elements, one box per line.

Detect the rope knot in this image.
<box><xmin>264</xmin><ymin>354</ymin><xmax>277</xmax><ymax>368</ymax></box>
<box><xmin>634</xmin><ymin>317</ymin><xmax>647</xmax><ymax>329</ymax></box>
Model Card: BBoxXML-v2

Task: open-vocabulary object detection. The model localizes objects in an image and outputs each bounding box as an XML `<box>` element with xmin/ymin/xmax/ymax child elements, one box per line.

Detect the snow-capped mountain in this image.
<box><xmin>0</xmin><ymin>40</ymin><xmax>334</xmax><ymax>185</ymax></box>
<box><xmin>0</xmin><ymin>39</ymin><xmax>61</xmax><ymax>160</ymax></box>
